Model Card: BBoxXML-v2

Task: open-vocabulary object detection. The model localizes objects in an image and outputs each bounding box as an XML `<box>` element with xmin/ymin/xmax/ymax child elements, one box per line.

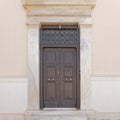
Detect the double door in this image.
<box><xmin>43</xmin><ymin>47</ymin><xmax>77</xmax><ymax>107</ymax></box>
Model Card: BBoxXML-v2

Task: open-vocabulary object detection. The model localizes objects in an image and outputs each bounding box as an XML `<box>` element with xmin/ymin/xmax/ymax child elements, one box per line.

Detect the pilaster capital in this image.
<box><xmin>26</xmin><ymin>21</ymin><xmax>41</xmax><ymax>27</ymax></box>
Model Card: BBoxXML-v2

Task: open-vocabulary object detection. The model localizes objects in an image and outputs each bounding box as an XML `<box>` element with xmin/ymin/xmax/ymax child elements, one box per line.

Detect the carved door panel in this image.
<box><xmin>43</xmin><ymin>48</ymin><xmax>77</xmax><ymax>108</ymax></box>
<box><xmin>60</xmin><ymin>48</ymin><xmax>76</xmax><ymax>107</ymax></box>
<box><xmin>43</xmin><ymin>48</ymin><xmax>60</xmax><ymax>107</ymax></box>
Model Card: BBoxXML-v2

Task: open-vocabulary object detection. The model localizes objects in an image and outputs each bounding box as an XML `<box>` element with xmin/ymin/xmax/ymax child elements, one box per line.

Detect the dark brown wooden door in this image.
<box><xmin>43</xmin><ymin>48</ymin><xmax>77</xmax><ymax>108</ymax></box>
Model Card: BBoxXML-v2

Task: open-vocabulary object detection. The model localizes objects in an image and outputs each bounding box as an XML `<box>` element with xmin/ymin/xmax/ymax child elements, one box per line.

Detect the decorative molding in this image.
<box><xmin>22</xmin><ymin>0</ymin><xmax>96</xmax><ymax>25</ymax></box>
<box><xmin>92</xmin><ymin>74</ymin><xmax>120</xmax><ymax>77</ymax></box>
<box><xmin>22</xmin><ymin>0</ymin><xmax>96</xmax><ymax>7</ymax></box>
<box><xmin>92</xmin><ymin>76</ymin><xmax>120</xmax><ymax>81</ymax></box>
<box><xmin>0</xmin><ymin>78</ymin><xmax>27</xmax><ymax>83</ymax></box>
<box><xmin>27</xmin><ymin>9</ymin><xmax>92</xmax><ymax>17</ymax></box>
<box><xmin>26</xmin><ymin>16</ymin><xmax>92</xmax><ymax>25</ymax></box>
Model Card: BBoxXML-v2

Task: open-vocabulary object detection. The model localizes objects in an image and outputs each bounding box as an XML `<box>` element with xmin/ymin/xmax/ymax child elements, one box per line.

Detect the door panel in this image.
<box><xmin>43</xmin><ymin>48</ymin><xmax>76</xmax><ymax>107</ymax></box>
<box><xmin>61</xmin><ymin>48</ymin><xmax>76</xmax><ymax>107</ymax></box>
<box><xmin>44</xmin><ymin>48</ymin><xmax>59</xmax><ymax>107</ymax></box>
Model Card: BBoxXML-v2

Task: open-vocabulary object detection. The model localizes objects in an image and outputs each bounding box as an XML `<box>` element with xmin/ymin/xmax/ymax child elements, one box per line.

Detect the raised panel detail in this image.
<box><xmin>44</xmin><ymin>48</ymin><xmax>59</xmax><ymax>107</ymax></box>
<box><xmin>64</xmin><ymin>52</ymin><xmax>73</xmax><ymax>62</ymax></box>
<box><xmin>64</xmin><ymin>82</ymin><xmax>73</xmax><ymax>100</ymax></box>
<box><xmin>47</xmin><ymin>83</ymin><xmax>56</xmax><ymax>101</ymax></box>
<box><xmin>43</xmin><ymin>48</ymin><xmax>77</xmax><ymax>108</ymax></box>
<box><xmin>43</xmin><ymin>48</ymin><xmax>77</xmax><ymax>107</ymax></box>
<box><xmin>48</xmin><ymin>67</ymin><xmax>56</xmax><ymax>77</ymax></box>
<box><xmin>64</xmin><ymin>67</ymin><xmax>72</xmax><ymax>77</ymax></box>
<box><xmin>47</xmin><ymin>51</ymin><xmax>56</xmax><ymax>62</ymax></box>
<box><xmin>61</xmin><ymin>48</ymin><xmax>76</xmax><ymax>107</ymax></box>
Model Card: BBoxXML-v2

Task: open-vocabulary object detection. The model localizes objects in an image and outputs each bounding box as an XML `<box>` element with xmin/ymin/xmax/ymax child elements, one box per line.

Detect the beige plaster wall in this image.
<box><xmin>92</xmin><ymin>0</ymin><xmax>120</xmax><ymax>76</ymax></box>
<box><xmin>0</xmin><ymin>0</ymin><xmax>120</xmax><ymax>76</ymax></box>
<box><xmin>0</xmin><ymin>0</ymin><xmax>27</xmax><ymax>77</ymax></box>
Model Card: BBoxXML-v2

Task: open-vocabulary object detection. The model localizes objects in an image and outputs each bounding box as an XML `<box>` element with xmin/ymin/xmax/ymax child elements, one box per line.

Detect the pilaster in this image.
<box><xmin>28</xmin><ymin>24</ymin><xmax>40</xmax><ymax>110</ymax></box>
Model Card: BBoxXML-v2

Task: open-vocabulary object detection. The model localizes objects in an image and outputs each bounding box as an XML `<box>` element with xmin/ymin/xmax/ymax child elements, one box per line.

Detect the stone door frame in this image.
<box><xmin>27</xmin><ymin>23</ymin><xmax>92</xmax><ymax>111</ymax></box>
<box><xmin>22</xmin><ymin>1</ymin><xmax>96</xmax><ymax>111</ymax></box>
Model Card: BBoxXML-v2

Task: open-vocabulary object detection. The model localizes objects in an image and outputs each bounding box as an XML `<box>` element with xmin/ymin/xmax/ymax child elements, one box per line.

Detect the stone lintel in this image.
<box><xmin>26</xmin><ymin>16</ymin><xmax>92</xmax><ymax>26</ymax></box>
<box><xmin>26</xmin><ymin>21</ymin><xmax>93</xmax><ymax>26</ymax></box>
<box><xmin>22</xmin><ymin>0</ymin><xmax>96</xmax><ymax>17</ymax></box>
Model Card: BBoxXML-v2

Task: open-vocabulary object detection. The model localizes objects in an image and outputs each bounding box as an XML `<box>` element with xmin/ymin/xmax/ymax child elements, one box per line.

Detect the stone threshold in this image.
<box><xmin>25</xmin><ymin>111</ymin><xmax>86</xmax><ymax>120</ymax></box>
<box><xmin>25</xmin><ymin>110</ymin><xmax>94</xmax><ymax>120</ymax></box>
<box><xmin>43</xmin><ymin>108</ymin><xmax>77</xmax><ymax>111</ymax></box>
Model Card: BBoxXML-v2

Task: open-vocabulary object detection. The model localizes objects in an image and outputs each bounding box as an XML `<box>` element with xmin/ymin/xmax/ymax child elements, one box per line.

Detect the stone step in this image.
<box><xmin>31</xmin><ymin>116</ymin><xmax>87</xmax><ymax>120</ymax></box>
<box><xmin>25</xmin><ymin>110</ymin><xmax>91</xmax><ymax>120</ymax></box>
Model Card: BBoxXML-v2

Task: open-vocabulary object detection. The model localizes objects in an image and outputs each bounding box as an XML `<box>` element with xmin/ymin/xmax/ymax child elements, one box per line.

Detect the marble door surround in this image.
<box><xmin>22</xmin><ymin>0</ymin><xmax>96</xmax><ymax>119</ymax></box>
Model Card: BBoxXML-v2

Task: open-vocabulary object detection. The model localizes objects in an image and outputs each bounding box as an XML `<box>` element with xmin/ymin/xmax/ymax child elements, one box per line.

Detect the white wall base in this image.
<box><xmin>95</xmin><ymin>112</ymin><xmax>120</xmax><ymax>120</ymax></box>
<box><xmin>0</xmin><ymin>114</ymin><xmax>25</xmax><ymax>120</ymax></box>
<box><xmin>0</xmin><ymin>78</ymin><xmax>27</xmax><ymax>113</ymax></box>
<box><xmin>0</xmin><ymin>112</ymin><xmax>120</xmax><ymax>120</ymax></box>
<box><xmin>92</xmin><ymin>77</ymin><xmax>120</xmax><ymax>112</ymax></box>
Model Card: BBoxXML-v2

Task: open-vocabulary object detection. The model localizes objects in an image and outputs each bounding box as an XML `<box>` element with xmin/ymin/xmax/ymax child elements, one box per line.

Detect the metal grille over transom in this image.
<box><xmin>41</xmin><ymin>25</ymin><xmax>79</xmax><ymax>45</ymax></box>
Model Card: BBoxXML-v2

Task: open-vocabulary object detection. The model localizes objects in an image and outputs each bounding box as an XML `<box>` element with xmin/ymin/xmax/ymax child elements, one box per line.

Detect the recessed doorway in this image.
<box><xmin>40</xmin><ymin>25</ymin><xmax>80</xmax><ymax>109</ymax></box>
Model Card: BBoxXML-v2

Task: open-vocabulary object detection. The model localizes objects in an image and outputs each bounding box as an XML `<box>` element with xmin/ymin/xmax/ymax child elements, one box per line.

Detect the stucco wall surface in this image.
<box><xmin>0</xmin><ymin>0</ymin><xmax>120</xmax><ymax>76</ymax></box>
<box><xmin>0</xmin><ymin>0</ymin><xmax>27</xmax><ymax>77</ymax></box>
<box><xmin>0</xmin><ymin>0</ymin><xmax>120</xmax><ymax>115</ymax></box>
<box><xmin>92</xmin><ymin>0</ymin><xmax>120</xmax><ymax>76</ymax></box>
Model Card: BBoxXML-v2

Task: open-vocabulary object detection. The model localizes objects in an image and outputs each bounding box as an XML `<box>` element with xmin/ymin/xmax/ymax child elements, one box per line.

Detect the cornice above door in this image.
<box><xmin>22</xmin><ymin>0</ymin><xmax>96</xmax><ymax>6</ymax></box>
